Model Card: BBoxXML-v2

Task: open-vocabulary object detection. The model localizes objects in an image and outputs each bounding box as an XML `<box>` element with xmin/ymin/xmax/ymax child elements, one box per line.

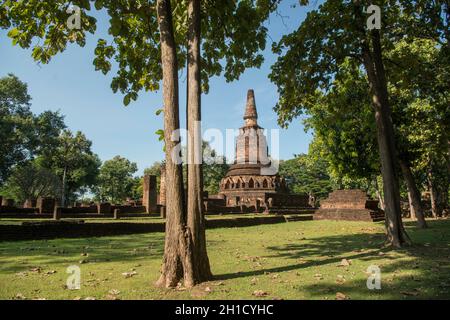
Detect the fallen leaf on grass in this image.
<box><xmin>336</xmin><ymin>275</ymin><xmax>346</xmax><ymax>284</ymax></box>
<box><xmin>45</xmin><ymin>270</ymin><xmax>57</xmax><ymax>275</ymax></box>
<box><xmin>108</xmin><ymin>289</ymin><xmax>120</xmax><ymax>295</ymax></box>
<box><xmin>338</xmin><ymin>259</ymin><xmax>352</xmax><ymax>267</ymax></box>
<box><xmin>252</xmin><ymin>290</ymin><xmax>269</xmax><ymax>297</ymax></box>
<box><xmin>121</xmin><ymin>271</ymin><xmax>137</xmax><ymax>278</ymax></box>
<box><xmin>29</xmin><ymin>267</ymin><xmax>42</xmax><ymax>273</ymax></box>
<box><xmin>15</xmin><ymin>272</ymin><xmax>28</xmax><ymax>277</ymax></box>
<box><xmin>314</xmin><ymin>273</ymin><xmax>323</xmax><ymax>280</ymax></box>
<box><xmin>400</xmin><ymin>289</ymin><xmax>420</xmax><ymax>296</ymax></box>
<box><xmin>14</xmin><ymin>293</ymin><xmax>26</xmax><ymax>300</ymax></box>
<box><xmin>335</xmin><ymin>292</ymin><xmax>349</xmax><ymax>300</ymax></box>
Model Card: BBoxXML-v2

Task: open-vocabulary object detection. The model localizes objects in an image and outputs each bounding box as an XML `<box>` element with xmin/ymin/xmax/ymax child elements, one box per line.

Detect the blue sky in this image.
<box><xmin>0</xmin><ymin>1</ymin><xmax>320</xmax><ymax>175</ymax></box>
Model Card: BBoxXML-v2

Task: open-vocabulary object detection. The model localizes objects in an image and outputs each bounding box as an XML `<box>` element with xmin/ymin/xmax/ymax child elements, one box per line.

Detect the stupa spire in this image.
<box><xmin>243</xmin><ymin>89</ymin><xmax>258</xmax><ymax>126</ymax></box>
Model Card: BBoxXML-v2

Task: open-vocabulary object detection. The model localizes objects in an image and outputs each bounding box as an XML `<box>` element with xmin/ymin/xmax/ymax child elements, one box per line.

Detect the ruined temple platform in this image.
<box><xmin>314</xmin><ymin>189</ymin><xmax>385</xmax><ymax>222</ymax></box>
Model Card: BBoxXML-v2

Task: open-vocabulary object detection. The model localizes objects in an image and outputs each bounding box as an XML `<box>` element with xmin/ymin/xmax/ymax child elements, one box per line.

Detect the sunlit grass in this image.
<box><xmin>0</xmin><ymin>219</ymin><xmax>449</xmax><ymax>300</ymax></box>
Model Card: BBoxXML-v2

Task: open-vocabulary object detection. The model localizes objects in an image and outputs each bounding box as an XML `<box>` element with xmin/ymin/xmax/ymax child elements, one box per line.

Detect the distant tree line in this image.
<box><xmin>0</xmin><ymin>74</ymin><xmax>141</xmax><ymax>205</ymax></box>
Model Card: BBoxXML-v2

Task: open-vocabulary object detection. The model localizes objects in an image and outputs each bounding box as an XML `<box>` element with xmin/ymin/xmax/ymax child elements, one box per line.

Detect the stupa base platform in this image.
<box><xmin>313</xmin><ymin>208</ymin><xmax>385</xmax><ymax>222</ymax></box>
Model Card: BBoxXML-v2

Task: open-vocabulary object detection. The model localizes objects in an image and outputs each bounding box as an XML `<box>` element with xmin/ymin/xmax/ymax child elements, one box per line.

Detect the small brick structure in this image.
<box><xmin>37</xmin><ymin>197</ymin><xmax>55</xmax><ymax>214</ymax></box>
<box><xmin>314</xmin><ymin>189</ymin><xmax>385</xmax><ymax>222</ymax></box>
<box><xmin>53</xmin><ymin>207</ymin><xmax>62</xmax><ymax>220</ymax></box>
<box><xmin>113</xmin><ymin>208</ymin><xmax>121</xmax><ymax>220</ymax></box>
<box><xmin>2</xmin><ymin>198</ymin><xmax>15</xmax><ymax>207</ymax></box>
<box><xmin>97</xmin><ymin>202</ymin><xmax>111</xmax><ymax>214</ymax></box>
<box><xmin>142</xmin><ymin>174</ymin><xmax>158</xmax><ymax>214</ymax></box>
<box><xmin>0</xmin><ymin>215</ymin><xmax>290</xmax><ymax>241</ymax></box>
<box><xmin>23</xmin><ymin>199</ymin><xmax>37</xmax><ymax>208</ymax></box>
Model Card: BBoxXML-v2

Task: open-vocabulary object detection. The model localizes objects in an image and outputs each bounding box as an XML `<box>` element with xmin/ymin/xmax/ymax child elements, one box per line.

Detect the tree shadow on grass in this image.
<box><xmin>0</xmin><ymin>233</ymin><xmax>166</xmax><ymax>273</ymax></box>
<box><xmin>214</xmin><ymin>220</ymin><xmax>450</xmax><ymax>299</ymax></box>
<box><xmin>0</xmin><ymin>233</ymin><xmax>226</xmax><ymax>274</ymax></box>
<box><xmin>214</xmin><ymin>232</ymin><xmax>389</xmax><ymax>280</ymax></box>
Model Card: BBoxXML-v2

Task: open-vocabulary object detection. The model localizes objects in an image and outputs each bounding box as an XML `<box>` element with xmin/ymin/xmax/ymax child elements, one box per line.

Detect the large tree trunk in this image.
<box><xmin>373</xmin><ymin>176</ymin><xmax>385</xmax><ymax>211</ymax></box>
<box><xmin>61</xmin><ymin>165</ymin><xmax>67</xmax><ymax>207</ymax></box>
<box><xmin>186</xmin><ymin>0</ymin><xmax>213</xmax><ymax>282</ymax></box>
<box><xmin>399</xmin><ymin>159</ymin><xmax>427</xmax><ymax>228</ymax></box>
<box><xmin>428</xmin><ymin>169</ymin><xmax>439</xmax><ymax>218</ymax></box>
<box><xmin>359</xmin><ymin>25</ymin><xmax>409</xmax><ymax>247</ymax></box>
<box><xmin>156</xmin><ymin>0</ymin><xmax>196</xmax><ymax>288</ymax></box>
<box><xmin>407</xmin><ymin>191</ymin><xmax>415</xmax><ymax>219</ymax></box>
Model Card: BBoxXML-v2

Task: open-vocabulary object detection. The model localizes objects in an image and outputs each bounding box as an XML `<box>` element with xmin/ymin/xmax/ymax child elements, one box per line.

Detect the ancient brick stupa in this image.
<box><xmin>219</xmin><ymin>89</ymin><xmax>289</xmax><ymax>207</ymax></box>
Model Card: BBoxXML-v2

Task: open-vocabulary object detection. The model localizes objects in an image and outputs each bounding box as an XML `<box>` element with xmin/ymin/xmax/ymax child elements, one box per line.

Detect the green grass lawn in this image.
<box><xmin>0</xmin><ymin>218</ymin><xmax>449</xmax><ymax>300</ymax></box>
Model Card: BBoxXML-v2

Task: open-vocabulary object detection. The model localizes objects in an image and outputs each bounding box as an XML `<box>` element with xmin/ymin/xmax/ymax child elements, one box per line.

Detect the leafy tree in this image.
<box><xmin>269</xmin><ymin>0</ymin><xmax>448</xmax><ymax>247</ymax></box>
<box><xmin>303</xmin><ymin>61</ymin><xmax>380</xmax><ymax>184</ymax></box>
<box><xmin>0</xmin><ymin>160</ymin><xmax>61</xmax><ymax>204</ymax></box>
<box><xmin>202</xmin><ymin>144</ymin><xmax>229</xmax><ymax>195</ymax></box>
<box><xmin>279</xmin><ymin>153</ymin><xmax>333</xmax><ymax>202</ymax></box>
<box><xmin>33</xmin><ymin>110</ymin><xmax>67</xmax><ymax>157</ymax></box>
<box><xmin>130</xmin><ymin>176</ymin><xmax>144</xmax><ymax>201</ymax></box>
<box><xmin>0</xmin><ymin>74</ymin><xmax>34</xmax><ymax>184</ymax></box>
<box><xmin>97</xmin><ymin>155</ymin><xmax>138</xmax><ymax>204</ymax></box>
<box><xmin>144</xmin><ymin>141</ymin><xmax>229</xmax><ymax>196</ymax></box>
<box><xmin>39</xmin><ymin>130</ymin><xmax>101</xmax><ymax>206</ymax></box>
<box><xmin>387</xmin><ymin>38</ymin><xmax>450</xmax><ymax>218</ymax></box>
<box><xmin>0</xmin><ymin>74</ymin><xmax>67</xmax><ymax>185</ymax></box>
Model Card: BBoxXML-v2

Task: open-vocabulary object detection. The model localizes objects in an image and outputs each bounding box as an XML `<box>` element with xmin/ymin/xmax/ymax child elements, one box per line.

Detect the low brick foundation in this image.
<box><xmin>0</xmin><ymin>215</ymin><xmax>289</xmax><ymax>242</ymax></box>
<box><xmin>314</xmin><ymin>189</ymin><xmax>384</xmax><ymax>222</ymax></box>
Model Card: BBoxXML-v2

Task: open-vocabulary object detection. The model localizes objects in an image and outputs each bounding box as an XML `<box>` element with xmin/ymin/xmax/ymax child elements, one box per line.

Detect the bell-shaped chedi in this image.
<box><xmin>227</xmin><ymin>89</ymin><xmax>272</xmax><ymax>175</ymax></box>
<box><xmin>219</xmin><ymin>89</ymin><xmax>289</xmax><ymax>207</ymax></box>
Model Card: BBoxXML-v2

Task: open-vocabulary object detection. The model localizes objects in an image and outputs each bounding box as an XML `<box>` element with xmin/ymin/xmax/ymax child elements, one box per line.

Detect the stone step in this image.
<box><xmin>284</xmin><ymin>215</ymin><xmax>314</xmax><ymax>222</ymax></box>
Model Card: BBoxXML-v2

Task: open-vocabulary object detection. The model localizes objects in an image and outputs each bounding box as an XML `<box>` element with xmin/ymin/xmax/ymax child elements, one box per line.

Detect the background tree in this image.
<box><xmin>301</xmin><ymin>59</ymin><xmax>429</xmax><ymax>226</ymax></box>
<box><xmin>387</xmin><ymin>38</ymin><xmax>450</xmax><ymax>219</ymax></box>
<box><xmin>0</xmin><ymin>160</ymin><xmax>61</xmax><ymax>204</ymax></box>
<box><xmin>180</xmin><ymin>142</ymin><xmax>229</xmax><ymax>195</ymax></box>
<box><xmin>33</xmin><ymin>110</ymin><xmax>67</xmax><ymax>157</ymax></box>
<box><xmin>130</xmin><ymin>176</ymin><xmax>144</xmax><ymax>201</ymax></box>
<box><xmin>269</xmin><ymin>0</ymin><xmax>448</xmax><ymax>246</ymax></box>
<box><xmin>97</xmin><ymin>155</ymin><xmax>138</xmax><ymax>204</ymax></box>
<box><xmin>39</xmin><ymin>130</ymin><xmax>100</xmax><ymax>206</ymax></box>
<box><xmin>0</xmin><ymin>74</ymin><xmax>34</xmax><ymax>184</ymax></box>
<box><xmin>202</xmin><ymin>142</ymin><xmax>229</xmax><ymax>195</ymax></box>
<box><xmin>279</xmin><ymin>153</ymin><xmax>333</xmax><ymax>202</ymax></box>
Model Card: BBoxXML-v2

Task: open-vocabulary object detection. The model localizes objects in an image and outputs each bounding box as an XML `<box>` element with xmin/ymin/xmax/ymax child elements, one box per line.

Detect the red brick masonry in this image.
<box><xmin>314</xmin><ymin>189</ymin><xmax>385</xmax><ymax>222</ymax></box>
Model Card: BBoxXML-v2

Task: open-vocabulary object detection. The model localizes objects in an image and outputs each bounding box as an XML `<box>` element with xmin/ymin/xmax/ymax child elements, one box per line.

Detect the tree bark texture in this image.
<box><xmin>357</xmin><ymin>20</ymin><xmax>410</xmax><ymax>247</ymax></box>
<box><xmin>186</xmin><ymin>0</ymin><xmax>213</xmax><ymax>282</ymax></box>
<box><xmin>400</xmin><ymin>159</ymin><xmax>427</xmax><ymax>228</ymax></box>
<box><xmin>156</xmin><ymin>0</ymin><xmax>196</xmax><ymax>288</ymax></box>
